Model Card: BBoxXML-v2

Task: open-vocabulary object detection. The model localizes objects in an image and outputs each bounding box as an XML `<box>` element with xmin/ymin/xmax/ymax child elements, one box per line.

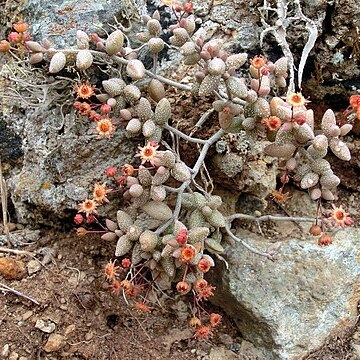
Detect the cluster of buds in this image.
<box><xmin>0</xmin><ymin>22</ymin><xmax>30</xmax><ymax>53</ymax></box>
<box><xmin>308</xmin><ymin>203</ymin><xmax>353</xmax><ymax>246</ymax></box>
<box><xmin>72</xmin><ymin>81</ymin><xmax>118</xmax><ymax>138</ymax></box>
<box><xmin>76</xmin><ymin>182</ymin><xmax>111</xmax><ymax>223</ymax></box>
<box><xmin>190</xmin><ymin>312</ymin><xmax>222</xmax><ymax>340</ymax></box>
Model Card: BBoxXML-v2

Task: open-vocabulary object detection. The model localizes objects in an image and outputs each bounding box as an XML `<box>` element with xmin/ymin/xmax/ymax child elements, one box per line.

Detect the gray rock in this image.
<box><xmin>24</xmin><ymin>0</ymin><xmax>145</xmax><ymax>47</ymax></box>
<box><xmin>209</xmin><ymin>346</ymin><xmax>238</xmax><ymax>360</ymax></box>
<box><xmin>35</xmin><ymin>319</ymin><xmax>56</xmax><ymax>333</ymax></box>
<box><xmin>27</xmin><ymin>260</ymin><xmax>42</xmax><ymax>275</ymax></box>
<box><xmin>211</xmin><ymin>228</ymin><xmax>360</xmax><ymax>360</ymax></box>
<box><xmin>1</xmin><ymin>0</ymin><xmax>146</xmax><ymax>224</ymax></box>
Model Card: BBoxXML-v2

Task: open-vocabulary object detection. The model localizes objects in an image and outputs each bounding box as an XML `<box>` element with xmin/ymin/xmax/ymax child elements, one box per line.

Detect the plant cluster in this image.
<box><xmin>0</xmin><ymin>0</ymin><xmax>356</xmax><ymax>339</ymax></box>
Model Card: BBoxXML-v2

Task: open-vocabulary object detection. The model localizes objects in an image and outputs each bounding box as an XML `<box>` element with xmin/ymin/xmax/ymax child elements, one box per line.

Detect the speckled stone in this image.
<box><xmin>211</xmin><ymin>228</ymin><xmax>360</xmax><ymax>360</ymax></box>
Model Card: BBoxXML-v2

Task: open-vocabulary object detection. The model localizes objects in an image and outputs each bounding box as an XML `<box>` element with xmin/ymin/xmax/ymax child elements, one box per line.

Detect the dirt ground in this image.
<box><xmin>0</xmin><ymin>230</ymin><xmax>246</xmax><ymax>360</ymax></box>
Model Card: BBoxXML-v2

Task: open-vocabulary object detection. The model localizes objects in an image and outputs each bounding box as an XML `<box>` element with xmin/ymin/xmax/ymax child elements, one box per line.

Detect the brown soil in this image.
<box><xmin>0</xmin><ymin>230</ymin><xmax>244</xmax><ymax>360</ymax></box>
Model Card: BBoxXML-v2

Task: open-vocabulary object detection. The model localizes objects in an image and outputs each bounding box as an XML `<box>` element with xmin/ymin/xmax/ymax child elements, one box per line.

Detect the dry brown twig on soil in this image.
<box><xmin>0</xmin><ymin>157</ymin><xmax>11</xmax><ymax>247</ymax></box>
<box><xmin>0</xmin><ymin>282</ymin><xmax>40</xmax><ymax>305</ymax></box>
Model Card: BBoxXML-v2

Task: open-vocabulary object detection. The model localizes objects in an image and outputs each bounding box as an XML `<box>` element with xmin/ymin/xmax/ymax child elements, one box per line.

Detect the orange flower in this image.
<box><xmin>194</xmin><ymin>325</ymin><xmax>213</xmax><ymax>341</ymax></box>
<box><xmin>286</xmin><ymin>92</ymin><xmax>306</xmax><ymax>107</ymax></box>
<box><xmin>136</xmin><ymin>142</ymin><xmax>159</xmax><ymax>166</ymax></box>
<box><xmin>134</xmin><ymin>301</ymin><xmax>152</xmax><ymax>313</ymax></box>
<box><xmin>87</xmin><ymin>110</ymin><xmax>101</xmax><ymax>122</ymax></box>
<box><xmin>176</xmin><ymin>281</ymin><xmax>191</xmax><ymax>295</ymax></box>
<box><xmin>0</xmin><ymin>40</ymin><xmax>11</xmax><ymax>52</ymax></box>
<box><xmin>262</xmin><ymin>116</ymin><xmax>282</xmax><ymax>131</ymax></box>
<box><xmin>180</xmin><ymin>245</ymin><xmax>196</xmax><ymax>263</ymax></box>
<box><xmin>92</xmin><ymin>182</ymin><xmax>109</xmax><ymax>203</ymax></box>
<box><xmin>350</xmin><ymin>95</ymin><xmax>360</xmax><ymax>111</ymax></box>
<box><xmin>309</xmin><ymin>225</ymin><xmax>322</xmax><ymax>236</ymax></box>
<box><xmin>209</xmin><ymin>313</ymin><xmax>222</xmax><ymax>327</ymax></box>
<box><xmin>78</xmin><ymin>102</ymin><xmax>91</xmax><ymax>116</ymax></box>
<box><xmin>125</xmin><ymin>284</ymin><xmax>141</xmax><ymax>297</ymax></box>
<box><xmin>271</xmin><ymin>189</ymin><xmax>291</xmax><ymax>203</ymax></box>
<box><xmin>119</xmin><ymin>280</ymin><xmax>133</xmax><ymax>292</ymax></box>
<box><xmin>330</xmin><ymin>204</ymin><xmax>354</xmax><ymax>228</ymax></box>
<box><xmin>76</xmin><ymin>227</ymin><xmax>88</xmax><ymax>236</ymax></box>
<box><xmin>104</xmin><ymin>259</ymin><xmax>120</xmax><ymax>281</ymax></box>
<box><xmin>78</xmin><ymin>198</ymin><xmax>98</xmax><ymax>216</ymax></box>
<box><xmin>96</xmin><ymin>117</ymin><xmax>115</xmax><ymax>138</ymax></box>
<box><xmin>13</xmin><ymin>22</ymin><xmax>29</xmax><ymax>33</ymax></box>
<box><xmin>122</xmin><ymin>164</ymin><xmax>135</xmax><ymax>176</ymax></box>
<box><xmin>74</xmin><ymin>81</ymin><xmax>95</xmax><ymax>99</ymax></box>
<box><xmin>194</xmin><ymin>279</ymin><xmax>215</xmax><ymax>301</ymax></box>
<box><xmin>317</xmin><ymin>233</ymin><xmax>333</xmax><ymax>246</ymax></box>
<box><xmin>110</xmin><ymin>279</ymin><xmax>122</xmax><ymax>295</ymax></box>
<box><xmin>251</xmin><ymin>55</ymin><xmax>267</xmax><ymax>69</ymax></box>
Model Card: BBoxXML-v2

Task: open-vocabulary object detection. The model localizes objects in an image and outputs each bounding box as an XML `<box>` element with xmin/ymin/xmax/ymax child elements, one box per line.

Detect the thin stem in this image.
<box><xmin>191</xmin><ymin>129</ymin><xmax>225</xmax><ymax>177</ymax></box>
<box><xmin>226</xmin><ymin>213</ymin><xmax>318</xmax><ymax>223</ymax></box>
<box><xmin>224</xmin><ymin>224</ymin><xmax>274</xmax><ymax>260</ymax></box>
<box><xmin>155</xmin><ymin>180</ymin><xmax>190</xmax><ymax>235</ymax></box>
<box><xmin>48</xmin><ymin>49</ymin><xmax>193</xmax><ymax>92</ymax></box>
<box><xmin>163</xmin><ymin>124</ymin><xmax>207</xmax><ymax>144</ymax></box>
<box><xmin>0</xmin><ymin>158</ymin><xmax>10</xmax><ymax>247</ymax></box>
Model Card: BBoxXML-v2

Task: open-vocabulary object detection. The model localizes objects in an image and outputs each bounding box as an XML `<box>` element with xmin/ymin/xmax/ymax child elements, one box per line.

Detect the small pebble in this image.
<box><xmin>1</xmin><ymin>344</ymin><xmax>10</xmax><ymax>358</ymax></box>
<box><xmin>64</xmin><ymin>324</ymin><xmax>76</xmax><ymax>337</ymax></box>
<box><xmin>35</xmin><ymin>319</ymin><xmax>56</xmax><ymax>333</ymax></box>
<box><xmin>85</xmin><ymin>331</ymin><xmax>93</xmax><ymax>341</ymax></box>
<box><xmin>8</xmin><ymin>352</ymin><xmax>18</xmax><ymax>360</ymax></box>
<box><xmin>27</xmin><ymin>260</ymin><xmax>42</xmax><ymax>275</ymax></box>
<box><xmin>44</xmin><ymin>334</ymin><xmax>65</xmax><ymax>353</ymax></box>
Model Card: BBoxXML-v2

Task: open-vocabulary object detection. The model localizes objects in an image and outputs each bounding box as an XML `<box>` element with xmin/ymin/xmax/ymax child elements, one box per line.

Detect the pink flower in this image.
<box><xmin>330</xmin><ymin>204</ymin><xmax>354</xmax><ymax>228</ymax></box>
<box><xmin>135</xmin><ymin>142</ymin><xmax>160</xmax><ymax>166</ymax></box>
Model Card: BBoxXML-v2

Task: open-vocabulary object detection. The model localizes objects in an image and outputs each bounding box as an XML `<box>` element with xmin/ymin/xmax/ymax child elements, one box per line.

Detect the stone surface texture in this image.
<box><xmin>1</xmin><ymin>0</ymin><xmax>147</xmax><ymax>223</ymax></box>
<box><xmin>211</xmin><ymin>228</ymin><xmax>360</xmax><ymax>360</ymax></box>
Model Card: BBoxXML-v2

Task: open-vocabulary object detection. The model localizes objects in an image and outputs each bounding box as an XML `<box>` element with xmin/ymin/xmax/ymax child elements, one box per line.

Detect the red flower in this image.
<box><xmin>350</xmin><ymin>95</ymin><xmax>360</xmax><ymax>111</ymax></box>
<box><xmin>74</xmin><ymin>214</ymin><xmax>84</xmax><ymax>225</ymax></box>
<box><xmin>317</xmin><ymin>233</ymin><xmax>333</xmax><ymax>246</ymax></box>
<box><xmin>194</xmin><ymin>325</ymin><xmax>213</xmax><ymax>341</ymax></box>
<box><xmin>176</xmin><ymin>229</ymin><xmax>188</xmax><ymax>245</ymax></box>
<box><xmin>121</xmin><ymin>258</ymin><xmax>131</xmax><ymax>268</ymax></box>
<box><xmin>105</xmin><ymin>166</ymin><xmax>117</xmax><ymax>177</ymax></box>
